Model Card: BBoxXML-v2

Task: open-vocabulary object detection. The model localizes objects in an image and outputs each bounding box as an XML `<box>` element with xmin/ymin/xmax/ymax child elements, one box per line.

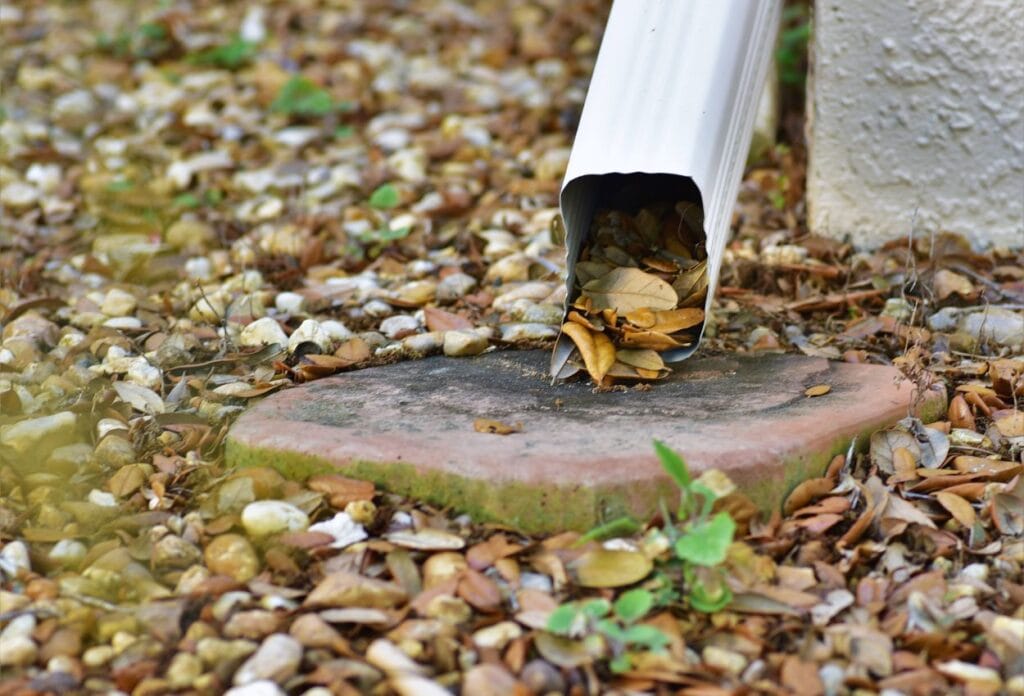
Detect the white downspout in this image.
<box><xmin>554</xmin><ymin>0</ymin><xmax>781</xmax><ymax>373</ymax></box>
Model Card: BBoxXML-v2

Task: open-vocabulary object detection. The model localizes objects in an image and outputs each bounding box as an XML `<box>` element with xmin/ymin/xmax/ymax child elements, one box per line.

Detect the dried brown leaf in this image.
<box><xmin>582</xmin><ymin>267</ymin><xmax>678</xmax><ymax>313</ymax></box>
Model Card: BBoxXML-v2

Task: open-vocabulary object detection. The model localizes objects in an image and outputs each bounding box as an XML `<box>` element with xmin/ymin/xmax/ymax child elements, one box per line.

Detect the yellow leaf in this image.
<box><xmin>562</xmin><ymin>322</ymin><xmax>613</xmax><ymax>384</ymax></box>
<box><xmin>935</xmin><ymin>491</ymin><xmax>976</xmax><ymax>528</ymax></box>
<box><xmin>620</xmin><ymin>328</ymin><xmax>685</xmax><ymax>351</ymax></box>
<box><xmin>635</xmin><ymin>367</ymin><xmax>666</xmax><ymax>380</ymax></box>
<box><xmin>624</xmin><ymin>308</ymin><xmax>656</xmax><ymax>329</ymax></box>
<box><xmin>582</xmin><ymin>267</ymin><xmax>678</xmax><ymax>313</ymax></box>
<box><xmin>804</xmin><ymin>384</ymin><xmax>831</xmax><ymax>397</ymax></box>
<box><xmin>648</xmin><ymin>308</ymin><xmax>704</xmax><ymax>334</ymax></box>
<box><xmin>591</xmin><ymin>332</ymin><xmax>616</xmax><ymax>383</ymax></box>
<box><xmin>615</xmin><ymin>349</ymin><xmax>665</xmax><ymax>372</ymax></box>
<box><xmin>567</xmin><ymin>311</ymin><xmax>602</xmax><ymax>331</ymax></box>
<box><xmin>473</xmin><ymin>418</ymin><xmax>522</xmax><ymax>435</ymax></box>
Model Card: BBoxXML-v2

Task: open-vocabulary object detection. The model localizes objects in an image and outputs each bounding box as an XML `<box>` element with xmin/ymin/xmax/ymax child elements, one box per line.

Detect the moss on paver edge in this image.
<box><xmin>226</xmin><ymin>432</ymin><xmax>857</xmax><ymax>534</ymax></box>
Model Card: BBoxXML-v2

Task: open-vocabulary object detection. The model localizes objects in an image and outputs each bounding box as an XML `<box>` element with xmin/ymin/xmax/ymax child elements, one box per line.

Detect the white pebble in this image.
<box><xmin>499</xmin><ymin>323</ymin><xmax>559</xmax><ymax>343</ymax></box>
<box><xmin>241</xmin><ymin>501</ymin><xmax>310</xmax><ymax>538</ymax></box>
<box><xmin>320</xmin><ymin>320</ymin><xmax>353</xmax><ymax>342</ymax></box>
<box><xmin>240</xmin><ymin>317</ymin><xmax>288</xmax><ymax>349</ymax></box>
<box><xmin>185</xmin><ymin>257</ymin><xmax>213</xmax><ymax>280</ymax></box>
<box><xmin>49</xmin><ymin>539</ymin><xmax>87</xmax><ymax>567</ymax></box>
<box><xmin>402</xmin><ymin>331</ymin><xmax>444</xmax><ymax>355</ymax></box>
<box><xmin>125</xmin><ymin>357</ymin><xmax>162</xmax><ymax>389</ymax></box>
<box><xmin>0</xmin><ymin>182</ymin><xmax>39</xmax><ymax>209</ymax></box>
<box><xmin>274</xmin><ymin>292</ymin><xmax>305</xmax><ymax>315</ymax></box>
<box><xmin>0</xmin><ymin>626</ymin><xmax>37</xmax><ymax>667</ymax></box>
<box><xmin>436</xmin><ymin>273</ymin><xmax>476</xmax><ymax>303</ymax></box>
<box><xmin>362</xmin><ymin>300</ymin><xmax>393</xmax><ymax>318</ymax></box>
<box><xmin>226</xmin><ymin>681</ymin><xmax>286</xmax><ymax>696</ymax></box>
<box><xmin>100</xmin><ymin>288</ymin><xmax>137</xmax><ymax>316</ymax></box>
<box><xmin>443</xmin><ymin>330</ymin><xmax>488</xmax><ymax>357</ymax></box>
<box><xmin>25</xmin><ymin>163</ymin><xmax>62</xmax><ymax>194</ymax></box>
<box><xmin>88</xmin><ymin>489</ymin><xmax>118</xmax><ymax>507</ymax></box>
<box><xmin>287</xmin><ymin>319</ymin><xmax>332</xmax><ymax>353</ymax></box>
<box><xmin>103</xmin><ymin>317</ymin><xmax>143</xmax><ymax>330</ymax></box>
<box><xmin>232</xmin><ymin>634</ymin><xmax>303</xmax><ymax>685</ymax></box>
<box><xmin>380</xmin><ymin>315</ymin><xmax>420</xmax><ymax>340</ymax></box>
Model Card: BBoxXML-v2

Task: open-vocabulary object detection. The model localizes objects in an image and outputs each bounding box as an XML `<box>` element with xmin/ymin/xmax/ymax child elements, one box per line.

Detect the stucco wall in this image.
<box><xmin>807</xmin><ymin>0</ymin><xmax>1024</xmax><ymax>248</ymax></box>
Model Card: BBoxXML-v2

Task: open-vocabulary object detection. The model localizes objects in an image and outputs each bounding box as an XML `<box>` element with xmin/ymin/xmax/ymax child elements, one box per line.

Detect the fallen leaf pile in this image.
<box><xmin>1</xmin><ymin>0</ymin><xmax>1023</xmax><ymax>694</ymax></box>
<box><xmin>554</xmin><ymin>202</ymin><xmax>709</xmax><ymax>384</ymax></box>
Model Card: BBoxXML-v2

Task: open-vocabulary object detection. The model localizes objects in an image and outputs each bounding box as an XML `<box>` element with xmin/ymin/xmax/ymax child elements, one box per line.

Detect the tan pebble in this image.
<box><xmin>223</xmin><ymin>610</ymin><xmax>282</xmax><ymax>641</ymax></box>
<box><xmin>82</xmin><ymin>645</ymin><xmax>115</xmax><ymax>668</ymax></box>
<box><xmin>205</xmin><ymin>534</ymin><xmax>260</xmax><ymax>583</ymax></box>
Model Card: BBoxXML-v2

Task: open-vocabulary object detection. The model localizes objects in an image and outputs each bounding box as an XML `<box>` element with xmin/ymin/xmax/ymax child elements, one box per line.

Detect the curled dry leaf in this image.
<box><xmin>804</xmin><ymin>384</ymin><xmax>831</xmax><ymax>398</ymax></box>
<box><xmin>533</xmin><ymin>632</ymin><xmax>600</xmax><ymax>668</ymax></box>
<box><xmin>871</xmin><ymin>417</ymin><xmax>949</xmax><ymax>473</ymax></box>
<box><xmin>783</xmin><ymin>477</ymin><xmax>836</xmax><ymax>516</ymax></box>
<box><xmin>386</xmin><ymin>528</ymin><xmax>466</xmax><ymax>551</ymax></box>
<box><xmin>619</xmin><ymin>328</ymin><xmax>685</xmax><ymax>351</ymax></box>
<box><xmin>473</xmin><ymin>418</ymin><xmax>523</xmax><ymax>435</ymax></box>
<box><xmin>561</xmin><ymin>321</ymin><xmax>615</xmax><ymax>383</ymax></box>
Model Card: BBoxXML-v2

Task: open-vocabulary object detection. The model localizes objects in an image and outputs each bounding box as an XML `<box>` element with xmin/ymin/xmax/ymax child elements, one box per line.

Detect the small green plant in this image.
<box><xmin>173</xmin><ymin>189</ymin><xmax>222</xmax><ymax>210</ymax></box>
<box><xmin>97</xmin><ymin>21</ymin><xmax>175</xmax><ymax>61</ymax></box>
<box><xmin>188</xmin><ymin>36</ymin><xmax>258</xmax><ymax>70</ymax></box>
<box><xmin>368</xmin><ymin>183</ymin><xmax>400</xmax><ymax>210</ymax></box>
<box><xmin>357</xmin><ymin>224</ymin><xmax>411</xmax><ymax>260</ymax></box>
<box><xmin>653</xmin><ymin>440</ymin><xmax>736</xmax><ymax>612</ymax></box>
<box><xmin>271</xmin><ymin>76</ymin><xmax>350</xmax><ymax>118</ymax></box>
<box><xmin>544</xmin><ymin>441</ymin><xmax>738</xmax><ymax>676</ymax></box>
<box><xmin>105</xmin><ymin>178</ymin><xmax>135</xmax><ymax>193</ymax></box>
<box><xmin>547</xmin><ymin>589</ymin><xmax>670</xmax><ymax>673</ymax></box>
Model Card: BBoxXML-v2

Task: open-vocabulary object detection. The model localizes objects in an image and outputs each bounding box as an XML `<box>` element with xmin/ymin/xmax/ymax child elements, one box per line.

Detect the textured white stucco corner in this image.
<box><xmin>807</xmin><ymin>0</ymin><xmax>1024</xmax><ymax>249</ymax></box>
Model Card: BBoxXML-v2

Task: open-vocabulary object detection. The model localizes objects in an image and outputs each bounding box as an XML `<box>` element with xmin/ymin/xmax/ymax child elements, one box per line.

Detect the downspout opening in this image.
<box><xmin>559</xmin><ymin>171</ymin><xmax>706</xmax><ymax>305</ymax></box>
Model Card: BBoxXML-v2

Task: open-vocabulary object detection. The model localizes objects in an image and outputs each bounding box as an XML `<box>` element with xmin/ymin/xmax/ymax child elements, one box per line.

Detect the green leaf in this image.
<box><xmin>271</xmin><ymin>76</ymin><xmax>336</xmax><ymax>117</ymax></box>
<box><xmin>173</xmin><ymin>193</ymin><xmax>201</xmax><ymax>209</ymax></box>
<box><xmin>595</xmin><ymin>618</ymin><xmax>625</xmax><ymax>642</ymax></box>
<box><xmin>689</xmin><ymin>581</ymin><xmax>733</xmax><ymax>613</ymax></box>
<box><xmin>654</xmin><ymin>440</ymin><xmax>690</xmax><ymax>489</ymax></box>
<box><xmin>359</xmin><ymin>225</ymin><xmax>411</xmax><ymax>252</ymax></box>
<box><xmin>189</xmin><ymin>37</ymin><xmax>258</xmax><ymax>70</ymax></box>
<box><xmin>546</xmin><ymin>604</ymin><xmax>578</xmax><ymax>635</ymax></box>
<box><xmin>138</xmin><ymin>22</ymin><xmax>166</xmax><ymax>40</ymax></box>
<box><xmin>674</xmin><ymin>512</ymin><xmax>735</xmax><ymax>566</ymax></box>
<box><xmin>622</xmin><ymin>624</ymin><xmax>670</xmax><ymax>650</ymax></box>
<box><xmin>575</xmin><ymin>516</ymin><xmax>641</xmax><ymax>546</ymax></box>
<box><xmin>105</xmin><ymin>178</ymin><xmax>134</xmax><ymax>192</ymax></box>
<box><xmin>369</xmin><ymin>183</ymin><xmax>400</xmax><ymax>210</ymax></box>
<box><xmin>613</xmin><ymin>589</ymin><xmax>653</xmax><ymax>623</ymax></box>
<box><xmin>609</xmin><ymin>653</ymin><xmax>632</xmax><ymax>674</ymax></box>
<box><xmin>581</xmin><ymin>598</ymin><xmax>611</xmax><ymax>619</ymax></box>
<box><xmin>334</xmin><ymin>124</ymin><xmax>354</xmax><ymax>139</ymax></box>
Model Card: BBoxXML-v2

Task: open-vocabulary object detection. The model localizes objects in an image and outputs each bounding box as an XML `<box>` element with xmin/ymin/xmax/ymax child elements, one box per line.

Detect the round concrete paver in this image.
<box><xmin>226</xmin><ymin>350</ymin><xmax>944</xmax><ymax>533</ymax></box>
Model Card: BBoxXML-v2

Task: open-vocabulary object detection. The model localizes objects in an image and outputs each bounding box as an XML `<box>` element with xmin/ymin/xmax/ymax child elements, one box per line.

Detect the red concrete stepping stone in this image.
<box><xmin>226</xmin><ymin>350</ymin><xmax>944</xmax><ymax>533</ymax></box>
